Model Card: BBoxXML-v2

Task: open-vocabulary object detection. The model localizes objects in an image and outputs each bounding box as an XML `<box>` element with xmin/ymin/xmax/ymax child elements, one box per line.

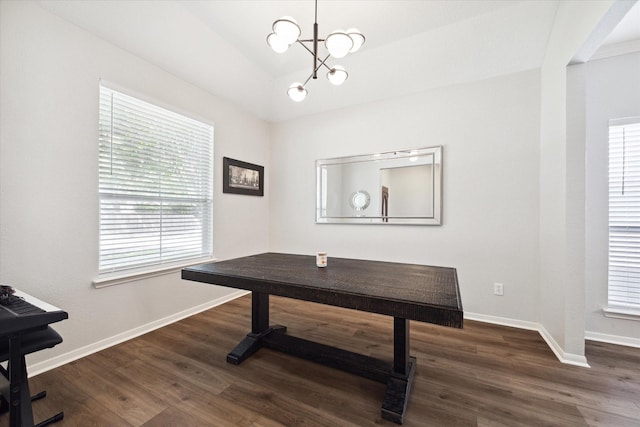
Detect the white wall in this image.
<box><xmin>538</xmin><ymin>0</ymin><xmax>615</xmax><ymax>364</ymax></box>
<box><xmin>270</xmin><ymin>70</ymin><xmax>541</xmax><ymax>323</ymax></box>
<box><xmin>585</xmin><ymin>51</ymin><xmax>640</xmax><ymax>341</ymax></box>
<box><xmin>0</xmin><ymin>1</ymin><xmax>270</xmax><ymax>365</ymax></box>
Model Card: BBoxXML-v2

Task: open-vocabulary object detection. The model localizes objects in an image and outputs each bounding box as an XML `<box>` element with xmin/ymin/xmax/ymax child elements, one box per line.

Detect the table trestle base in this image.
<box><xmin>227</xmin><ymin>292</ymin><xmax>415</xmax><ymax>424</ymax></box>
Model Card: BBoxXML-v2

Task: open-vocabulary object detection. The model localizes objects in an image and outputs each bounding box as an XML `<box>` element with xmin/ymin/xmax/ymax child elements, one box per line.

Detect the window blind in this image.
<box><xmin>98</xmin><ymin>85</ymin><xmax>213</xmax><ymax>275</ymax></box>
<box><xmin>608</xmin><ymin>118</ymin><xmax>640</xmax><ymax>308</ymax></box>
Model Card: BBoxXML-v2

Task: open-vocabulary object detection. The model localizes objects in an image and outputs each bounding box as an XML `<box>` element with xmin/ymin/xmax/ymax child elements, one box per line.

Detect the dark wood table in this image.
<box><xmin>182</xmin><ymin>253</ymin><xmax>463</xmax><ymax>424</ymax></box>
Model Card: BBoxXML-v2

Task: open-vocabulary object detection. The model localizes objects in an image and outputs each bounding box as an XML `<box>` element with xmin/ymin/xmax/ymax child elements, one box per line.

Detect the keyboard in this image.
<box><xmin>1</xmin><ymin>296</ymin><xmax>45</xmax><ymax>315</ymax></box>
<box><xmin>0</xmin><ymin>288</ymin><xmax>68</xmax><ymax>338</ymax></box>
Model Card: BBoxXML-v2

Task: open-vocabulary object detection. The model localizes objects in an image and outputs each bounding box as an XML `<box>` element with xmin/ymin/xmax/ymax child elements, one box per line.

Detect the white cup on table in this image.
<box><xmin>316</xmin><ymin>252</ymin><xmax>327</xmax><ymax>267</ymax></box>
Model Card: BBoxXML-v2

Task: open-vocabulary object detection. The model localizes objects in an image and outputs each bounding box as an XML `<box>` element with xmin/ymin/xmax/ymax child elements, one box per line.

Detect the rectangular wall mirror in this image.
<box><xmin>316</xmin><ymin>146</ymin><xmax>442</xmax><ymax>225</ymax></box>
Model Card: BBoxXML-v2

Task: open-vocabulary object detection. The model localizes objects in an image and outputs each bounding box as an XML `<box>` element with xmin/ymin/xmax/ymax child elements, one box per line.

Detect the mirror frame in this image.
<box><xmin>315</xmin><ymin>146</ymin><xmax>442</xmax><ymax>225</ymax></box>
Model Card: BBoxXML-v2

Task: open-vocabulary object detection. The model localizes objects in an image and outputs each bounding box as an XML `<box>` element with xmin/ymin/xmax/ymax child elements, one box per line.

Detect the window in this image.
<box><xmin>98</xmin><ymin>84</ymin><xmax>213</xmax><ymax>279</ymax></box>
<box><xmin>608</xmin><ymin>117</ymin><xmax>640</xmax><ymax>312</ymax></box>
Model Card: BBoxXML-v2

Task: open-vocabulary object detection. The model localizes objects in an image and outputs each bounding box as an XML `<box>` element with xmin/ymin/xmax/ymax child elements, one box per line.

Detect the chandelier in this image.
<box><xmin>266</xmin><ymin>0</ymin><xmax>365</xmax><ymax>102</ymax></box>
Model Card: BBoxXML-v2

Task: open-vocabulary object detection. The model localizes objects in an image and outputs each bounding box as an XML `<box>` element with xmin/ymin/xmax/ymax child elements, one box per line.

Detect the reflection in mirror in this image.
<box><xmin>316</xmin><ymin>146</ymin><xmax>442</xmax><ymax>225</ymax></box>
<box><xmin>349</xmin><ymin>190</ymin><xmax>371</xmax><ymax>213</ymax></box>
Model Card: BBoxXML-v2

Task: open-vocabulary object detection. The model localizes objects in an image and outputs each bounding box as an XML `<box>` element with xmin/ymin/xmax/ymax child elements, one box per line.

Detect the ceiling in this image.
<box><xmin>602</xmin><ymin>0</ymin><xmax>640</xmax><ymax>45</ymax></box>
<box><xmin>36</xmin><ymin>0</ymin><xmax>640</xmax><ymax>123</ymax></box>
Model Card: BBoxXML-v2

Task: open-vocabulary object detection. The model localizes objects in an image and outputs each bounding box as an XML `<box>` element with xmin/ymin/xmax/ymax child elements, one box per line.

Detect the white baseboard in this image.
<box><xmin>585</xmin><ymin>331</ymin><xmax>640</xmax><ymax>348</ymax></box>
<box><xmin>538</xmin><ymin>325</ymin><xmax>590</xmax><ymax>367</ymax></box>
<box><xmin>28</xmin><ymin>290</ymin><xmax>250</xmax><ymax>377</ymax></box>
<box><xmin>464</xmin><ymin>312</ymin><xmax>539</xmax><ymax>331</ymax></box>
<box><xmin>33</xmin><ymin>296</ymin><xmax>627</xmax><ymax>376</ymax></box>
<box><xmin>465</xmin><ymin>312</ymin><xmax>590</xmax><ymax>367</ymax></box>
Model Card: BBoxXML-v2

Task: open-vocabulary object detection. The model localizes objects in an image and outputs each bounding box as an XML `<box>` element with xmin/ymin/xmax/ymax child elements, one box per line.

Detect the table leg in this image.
<box><xmin>252</xmin><ymin>292</ymin><xmax>269</xmax><ymax>334</ymax></box>
<box><xmin>227</xmin><ymin>292</ymin><xmax>286</xmax><ymax>365</ymax></box>
<box><xmin>381</xmin><ymin>318</ymin><xmax>416</xmax><ymax>425</ymax></box>
<box><xmin>393</xmin><ymin>317</ymin><xmax>409</xmax><ymax>375</ymax></box>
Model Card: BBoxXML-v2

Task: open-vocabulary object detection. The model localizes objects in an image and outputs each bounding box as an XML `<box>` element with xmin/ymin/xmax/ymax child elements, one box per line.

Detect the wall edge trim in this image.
<box><xmin>27</xmin><ymin>289</ymin><xmax>250</xmax><ymax>377</ymax></box>
<box><xmin>466</xmin><ymin>312</ymin><xmax>591</xmax><ymax>367</ymax></box>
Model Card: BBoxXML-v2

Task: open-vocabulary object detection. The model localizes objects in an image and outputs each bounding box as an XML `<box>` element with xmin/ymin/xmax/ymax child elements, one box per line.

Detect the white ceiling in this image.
<box><xmin>36</xmin><ymin>0</ymin><xmax>639</xmax><ymax>123</ymax></box>
<box><xmin>602</xmin><ymin>0</ymin><xmax>640</xmax><ymax>45</ymax></box>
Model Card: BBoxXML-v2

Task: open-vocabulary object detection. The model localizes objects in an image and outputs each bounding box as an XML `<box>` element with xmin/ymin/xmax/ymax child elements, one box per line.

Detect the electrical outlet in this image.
<box><xmin>494</xmin><ymin>283</ymin><xmax>504</xmax><ymax>296</ymax></box>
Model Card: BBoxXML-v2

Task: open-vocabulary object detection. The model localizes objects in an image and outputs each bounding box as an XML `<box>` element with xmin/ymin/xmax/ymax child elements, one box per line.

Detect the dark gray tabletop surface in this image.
<box><xmin>183</xmin><ymin>252</ymin><xmax>463</xmax><ymax>327</ymax></box>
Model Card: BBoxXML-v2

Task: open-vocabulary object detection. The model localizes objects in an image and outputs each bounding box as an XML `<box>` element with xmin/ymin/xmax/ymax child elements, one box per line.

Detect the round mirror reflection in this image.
<box><xmin>350</xmin><ymin>190</ymin><xmax>371</xmax><ymax>212</ymax></box>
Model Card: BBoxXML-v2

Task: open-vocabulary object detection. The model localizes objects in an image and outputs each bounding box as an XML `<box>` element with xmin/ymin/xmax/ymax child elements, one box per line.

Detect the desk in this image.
<box><xmin>182</xmin><ymin>253</ymin><xmax>463</xmax><ymax>424</ymax></box>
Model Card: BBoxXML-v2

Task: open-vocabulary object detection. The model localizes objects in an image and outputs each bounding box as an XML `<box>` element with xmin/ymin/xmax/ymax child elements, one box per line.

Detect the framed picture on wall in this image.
<box><xmin>223</xmin><ymin>157</ymin><xmax>264</xmax><ymax>196</ymax></box>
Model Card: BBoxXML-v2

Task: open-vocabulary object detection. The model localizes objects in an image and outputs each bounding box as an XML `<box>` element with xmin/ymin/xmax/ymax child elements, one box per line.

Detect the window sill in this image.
<box><xmin>602</xmin><ymin>305</ymin><xmax>640</xmax><ymax>321</ymax></box>
<box><xmin>93</xmin><ymin>257</ymin><xmax>216</xmax><ymax>289</ymax></box>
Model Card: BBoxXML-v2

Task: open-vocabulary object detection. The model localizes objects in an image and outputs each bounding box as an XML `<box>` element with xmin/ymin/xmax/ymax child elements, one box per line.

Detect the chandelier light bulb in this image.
<box><xmin>272</xmin><ymin>17</ymin><xmax>301</xmax><ymax>45</ymax></box>
<box><xmin>325</xmin><ymin>31</ymin><xmax>354</xmax><ymax>58</ymax></box>
<box><xmin>267</xmin><ymin>33</ymin><xmax>289</xmax><ymax>53</ymax></box>
<box><xmin>327</xmin><ymin>66</ymin><xmax>348</xmax><ymax>86</ymax></box>
<box><xmin>346</xmin><ymin>29</ymin><xmax>365</xmax><ymax>53</ymax></box>
<box><xmin>287</xmin><ymin>83</ymin><xmax>308</xmax><ymax>102</ymax></box>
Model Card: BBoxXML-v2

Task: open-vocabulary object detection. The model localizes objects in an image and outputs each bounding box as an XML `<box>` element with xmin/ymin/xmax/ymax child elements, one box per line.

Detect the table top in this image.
<box><xmin>182</xmin><ymin>252</ymin><xmax>463</xmax><ymax>328</ymax></box>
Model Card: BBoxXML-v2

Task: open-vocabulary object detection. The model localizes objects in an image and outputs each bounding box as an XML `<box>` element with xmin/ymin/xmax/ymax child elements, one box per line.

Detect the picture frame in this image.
<box><xmin>223</xmin><ymin>157</ymin><xmax>264</xmax><ymax>196</ymax></box>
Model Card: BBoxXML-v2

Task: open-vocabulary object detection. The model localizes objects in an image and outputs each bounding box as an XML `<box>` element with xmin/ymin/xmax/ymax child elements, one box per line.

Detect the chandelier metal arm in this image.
<box><xmin>302</xmin><ymin>54</ymin><xmax>331</xmax><ymax>86</ymax></box>
<box><xmin>297</xmin><ymin>40</ymin><xmax>316</xmax><ymax>55</ymax></box>
<box><xmin>302</xmin><ymin>73</ymin><xmax>314</xmax><ymax>87</ymax></box>
<box><xmin>315</xmin><ymin>54</ymin><xmax>333</xmax><ymax>72</ymax></box>
<box><xmin>297</xmin><ymin>42</ymin><xmax>333</xmax><ymax>71</ymax></box>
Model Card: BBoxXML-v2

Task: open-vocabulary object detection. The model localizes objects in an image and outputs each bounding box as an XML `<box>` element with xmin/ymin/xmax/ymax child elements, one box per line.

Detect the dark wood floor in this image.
<box><xmin>4</xmin><ymin>294</ymin><xmax>640</xmax><ymax>426</ymax></box>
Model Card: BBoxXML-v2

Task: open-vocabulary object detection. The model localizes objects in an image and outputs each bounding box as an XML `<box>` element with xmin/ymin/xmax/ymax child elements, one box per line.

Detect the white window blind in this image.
<box><xmin>98</xmin><ymin>85</ymin><xmax>213</xmax><ymax>275</ymax></box>
<box><xmin>608</xmin><ymin>117</ymin><xmax>640</xmax><ymax>309</ymax></box>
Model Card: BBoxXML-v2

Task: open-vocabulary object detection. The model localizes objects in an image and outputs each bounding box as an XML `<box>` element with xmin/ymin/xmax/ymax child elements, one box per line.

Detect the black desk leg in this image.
<box><xmin>227</xmin><ymin>292</ymin><xmax>286</xmax><ymax>365</ymax></box>
<box><xmin>381</xmin><ymin>318</ymin><xmax>416</xmax><ymax>425</ymax></box>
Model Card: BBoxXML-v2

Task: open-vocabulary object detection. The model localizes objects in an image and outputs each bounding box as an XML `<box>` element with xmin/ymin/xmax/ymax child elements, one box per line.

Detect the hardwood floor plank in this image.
<box><xmin>249</xmin><ymin>415</ymin><xmax>288</xmax><ymax>427</ymax></box>
<box><xmin>220</xmin><ymin>379</ymin><xmax>352</xmax><ymax>427</ymax></box>
<box><xmin>227</xmin><ymin>351</ymin><xmax>386</xmax><ymax>426</ymax></box>
<box><xmin>578</xmin><ymin>405</ymin><xmax>640</xmax><ymax>427</ymax></box>
<box><xmin>56</xmin><ymin>357</ymin><xmax>169</xmax><ymax>425</ymax></box>
<box><xmin>3</xmin><ymin>294</ymin><xmax>639</xmax><ymax>426</ymax></box>
<box><xmin>142</xmin><ymin>406</ymin><xmax>212</xmax><ymax>427</ymax></box>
